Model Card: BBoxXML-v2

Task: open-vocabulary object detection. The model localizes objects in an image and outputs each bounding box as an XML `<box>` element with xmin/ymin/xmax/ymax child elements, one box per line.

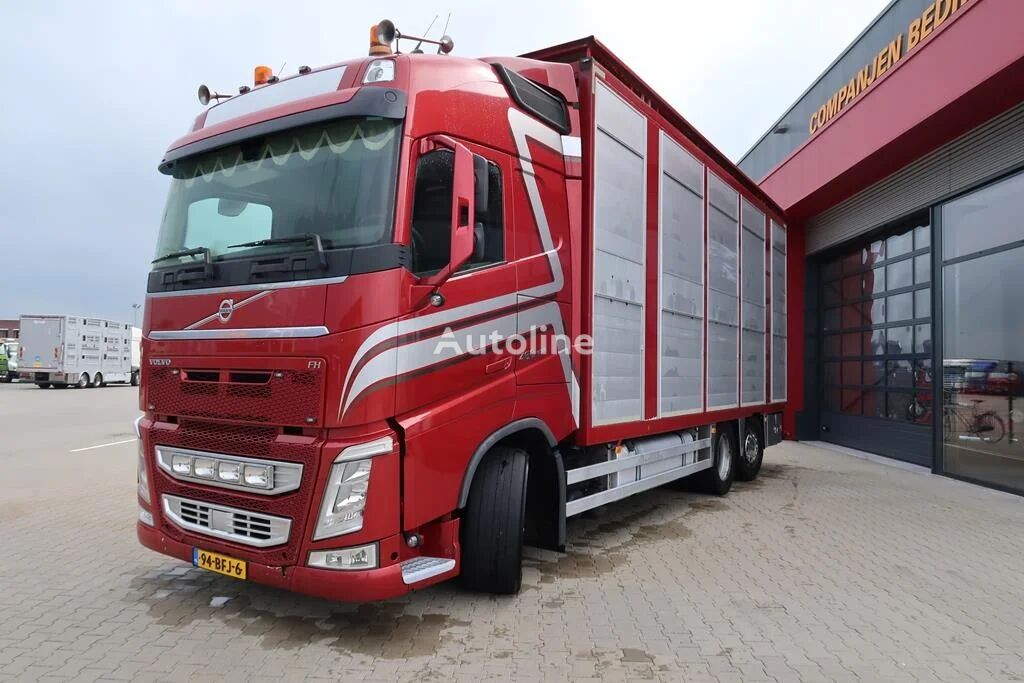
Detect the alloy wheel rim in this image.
<box><xmin>744</xmin><ymin>432</ymin><xmax>759</xmax><ymax>464</ymax></box>
<box><xmin>717</xmin><ymin>436</ymin><xmax>732</xmax><ymax>480</ymax></box>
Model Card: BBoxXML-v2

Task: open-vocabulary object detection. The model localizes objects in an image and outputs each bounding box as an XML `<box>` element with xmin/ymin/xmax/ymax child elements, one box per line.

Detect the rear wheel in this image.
<box><xmin>459</xmin><ymin>446</ymin><xmax>529</xmax><ymax>594</ymax></box>
<box><xmin>91</xmin><ymin>373</ymin><xmax>104</xmax><ymax>388</ymax></box>
<box><xmin>735</xmin><ymin>421</ymin><xmax>764</xmax><ymax>482</ymax></box>
<box><xmin>76</xmin><ymin>374</ymin><xmax>90</xmax><ymax>389</ymax></box>
<box><xmin>36</xmin><ymin>382</ymin><xmax>51</xmax><ymax>389</ymax></box>
<box><xmin>694</xmin><ymin>424</ymin><xmax>736</xmax><ymax>496</ymax></box>
<box><xmin>130</xmin><ymin>371</ymin><xmax>139</xmax><ymax>387</ymax></box>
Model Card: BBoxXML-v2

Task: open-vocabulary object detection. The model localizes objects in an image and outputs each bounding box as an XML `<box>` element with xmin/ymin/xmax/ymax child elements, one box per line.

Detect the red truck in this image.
<box><xmin>136</xmin><ymin>21</ymin><xmax>790</xmax><ymax>601</ymax></box>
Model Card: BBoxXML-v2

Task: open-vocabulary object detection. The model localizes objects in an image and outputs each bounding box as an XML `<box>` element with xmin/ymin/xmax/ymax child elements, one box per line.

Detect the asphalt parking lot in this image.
<box><xmin>2</xmin><ymin>381</ymin><xmax>1024</xmax><ymax>682</ymax></box>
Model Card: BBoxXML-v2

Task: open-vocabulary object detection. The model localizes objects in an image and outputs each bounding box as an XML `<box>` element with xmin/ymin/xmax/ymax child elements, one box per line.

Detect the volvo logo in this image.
<box><xmin>217</xmin><ymin>299</ymin><xmax>235</xmax><ymax>323</ymax></box>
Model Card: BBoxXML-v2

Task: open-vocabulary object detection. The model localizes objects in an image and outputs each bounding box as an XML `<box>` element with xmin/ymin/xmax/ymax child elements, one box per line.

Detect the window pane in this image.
<box><xmin>841</xmin><ymin>303</ymin><xmax>863</xmax><ymax>330</ymax></box>
<box><xmin>943</xmin><ymin>245</ymin><xmax>1024</xmax><ymax>360</ymax></box>
<box><xmin>886</xmin><ymin>326</ymin><xmax>913</xmax><ymax>355</ymax></box>
<box><xmin>887</xmin><ymin>292</ymin><xmax>913</xmax><ymax>322</ymax></box>
<box><xmin>942</xmin><ymin>171</ymin><xmax>1024</xmax><ymax>259</ymax></box>
<box><xmin>868</xmin><ymin>329</ymin><xmax>886</xmax><ymax>356</ymax></box>
<box><xmin>841</xmin><ymin>333</ymin><xmax>861</xmax><ymax>357</ymax></box>
<box><xmin>915</xmin><ymin>324</ymin><xmax>932</xmax><ymax>353</ymax></box>
<box><xmin>887</xmin><ymin>360</ymin><xmax>914</xmax><ymax>388</ymax></box>
<box><xmin>887</xmin><ymin>231</ymin><xmax>913</xmax><ymax>259</ymax></box>
<box><xmin>841</xmin><ymin>361</ymin><xmax>861</xmax><ymax>385</ymax></box>
<box><xmin>887</xmin><ymin>259</ymin><xmax>913</xmax><ymax>290</ymax></box>
<box><xmin>824</xmin><ymin>361</ymin><xmax>840</xmax><ymax>385</ymax></box>
<box><xmin>824</xmin><ymin>334</ymin><xmax>841</xmax><ymax>358</ymax></box>
<box><xmin>864</xmin><ymin>360</ymin><xmax>885</xmax><ymax>387</ymax></box>
<box><xmin>842</xmin><ymin>275</ymin><xmax>862</xmax><ymax>301</ymax></box>
<box><xmin>914</xmin><ymin>225</ymin><xmax>930</xmax><ymax>250</ymax></box>
<box><xmin>867</xmin><ymin>298</ymin><xmax>885</xmax><ymax>326</ymax></box>
<box><xmin>867</xmin><ymin>267</ymin><xmax>886</xmax><ymax>295</ymax></box>
<box><xmin>840</xmin><ymin>389</ymin><xmax>862</xmax><ymax>415</ymax></box>
<box><xmin>915</xmin><ymin>289</ymin><xmax>931</xmax><ymax>319</ymax></box>
<box><xmin>866</xmin><ymin>240</ymin><xmax>885</xmax><ymax>266</ymax></box>
<box><xmin>914</xmin><ymin>254</ymin><xmax>930</xmax><ymax>284</ymax></box>
<box><xmin>823</xmin><ymin>307</ymin><xmax>841</xmax><ymax>332</ymax></box>
<box><xmin>914</xmin><ymin>359</ymin><xmax>932</xmax><ymax>388</ymax></box>
<box><xmin>863</xmin><ymin>390</ymin><xmax>885</xmax><ymax>418</ymax></box>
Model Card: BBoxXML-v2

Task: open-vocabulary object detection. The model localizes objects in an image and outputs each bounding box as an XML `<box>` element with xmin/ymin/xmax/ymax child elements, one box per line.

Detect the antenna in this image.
<box><xmin>412</xmin><ymin>15</ymin><xmax>438</xmax><ymax>53</ymax></box>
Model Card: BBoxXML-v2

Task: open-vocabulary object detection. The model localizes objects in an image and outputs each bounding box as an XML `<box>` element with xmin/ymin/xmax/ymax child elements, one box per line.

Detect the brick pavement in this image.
<box><xmin>2</xmin><ymin>385</ymin><xmax>1023</xmax><ymax>681</ymax></box>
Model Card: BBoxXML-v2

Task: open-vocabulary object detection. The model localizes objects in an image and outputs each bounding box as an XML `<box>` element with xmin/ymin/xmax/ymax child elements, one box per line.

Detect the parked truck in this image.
<box><xmin>0</xmin><ymin>341</ymin><xmax>10</xmax><ymax>382</ymax></box>
<box><xmin>19</xmin><ymin>314</ymin><xmax>137</xmax><ymax>388</ymax></box>
<box><xmin>4</xmin><ymin>341</ymin><xmax>18</xmax><ymax>382</ymax></box>
<box><xmin>136</xmin><ymin>22</ymin><xmax>791</xmax><ymax>601</ymax></box>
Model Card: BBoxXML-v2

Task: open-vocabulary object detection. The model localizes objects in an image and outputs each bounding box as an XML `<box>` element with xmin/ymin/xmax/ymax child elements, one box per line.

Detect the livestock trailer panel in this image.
<box><xmin>541</xmin><ymin>43</ymin><xmax>790</xmax><ymax>446</ymax></box>
<box><xmin>20</xmin><ymin>314</ymin><xmax>136</xmax><ymax>387</ymax></box>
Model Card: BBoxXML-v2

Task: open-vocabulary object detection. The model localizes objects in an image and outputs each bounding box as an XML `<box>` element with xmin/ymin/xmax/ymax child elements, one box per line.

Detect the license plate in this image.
<box><xmin>193</xmin><ymin>548</ymin><xmax>247</xmax><ymax>580</ymax></box>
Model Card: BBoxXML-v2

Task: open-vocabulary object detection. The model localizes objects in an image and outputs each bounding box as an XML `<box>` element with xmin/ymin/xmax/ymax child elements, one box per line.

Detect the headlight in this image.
<box><xmin>135</xmin><ymin>417</ymin><xmax>150</xmax><ymax>505</ymax></box>
<box><xmin>312</xmin><ymin>436</ymin><xmax>392</xmax><ymax>540</ymax></box>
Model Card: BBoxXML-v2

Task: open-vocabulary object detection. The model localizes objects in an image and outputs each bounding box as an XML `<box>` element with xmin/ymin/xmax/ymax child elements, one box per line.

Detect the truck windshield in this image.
<box><xmin>154</xmin><ymin>117</ymin><xmax>400</xmax><ymax>263</ymax></box>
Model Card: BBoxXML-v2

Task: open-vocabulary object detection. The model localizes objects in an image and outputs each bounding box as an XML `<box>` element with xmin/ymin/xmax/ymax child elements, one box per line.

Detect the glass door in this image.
<box><xmin>940</xmin><ymin>170</ymin><xmax>1024</xmax><ymax>494</ymax></box>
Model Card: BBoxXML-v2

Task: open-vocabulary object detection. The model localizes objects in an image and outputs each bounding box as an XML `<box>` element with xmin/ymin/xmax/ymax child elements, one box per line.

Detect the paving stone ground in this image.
<box><xmin>2</xmin><ymin>382</ymin><xmax>1024</xmax><ymax>681</ymax></box>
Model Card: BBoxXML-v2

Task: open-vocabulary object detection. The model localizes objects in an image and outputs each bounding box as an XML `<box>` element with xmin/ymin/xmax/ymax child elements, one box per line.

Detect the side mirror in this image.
<box><xmin>418</xmin><ymin>136</ymin><xmax>475</xmax><ymax>288</ymax></box>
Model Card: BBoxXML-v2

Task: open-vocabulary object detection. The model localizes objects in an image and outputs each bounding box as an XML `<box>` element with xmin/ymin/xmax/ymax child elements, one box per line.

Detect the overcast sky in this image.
<box><xmin>0</xmin><ymin>0</ymin><xmax>887</xmax><ymax>323</ymax></box>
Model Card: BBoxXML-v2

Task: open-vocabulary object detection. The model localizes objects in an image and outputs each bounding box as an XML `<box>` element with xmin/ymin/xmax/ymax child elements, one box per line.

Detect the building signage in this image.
<box><xmin>808</xmin><ymin>0</ymin><xmax>973</xmax><ymax>135</ymax></box>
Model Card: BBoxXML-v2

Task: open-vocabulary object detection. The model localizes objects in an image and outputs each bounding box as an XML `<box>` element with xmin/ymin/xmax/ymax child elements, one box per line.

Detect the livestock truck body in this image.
<box><xmin>19</xmin><ymin>314</ymin><xmax>137</xmax><ymax>388</ymax></box>
<box><xmin>136</xmin><ymin>25</ymin><xmax>791</xmax><ymax>601</ymax></box>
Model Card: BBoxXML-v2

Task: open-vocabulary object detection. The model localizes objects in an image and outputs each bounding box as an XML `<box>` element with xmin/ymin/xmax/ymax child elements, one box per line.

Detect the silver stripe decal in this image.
<box><xmin>184</xmin><ymin>290</ymin><xmax>271</xmax><ymax>330</ymax></box>
<box><xmin>561</xmin><ymin>135</ymin><xmax>582</xmax><ymax>158</ymax></box>
<box><xmin>146</xmin><ymin>275</ymin><xmax>349</xmax><ymax>299</ymax></box>
<box><xmin>339</xmin><ymin>109</ymin><xmax>577</xmax><ymax>421</ymax></box>
<box><xmin>148</xmin><ymin>326</ymin><xmax>329</xmax><ymax>340</ymax></box>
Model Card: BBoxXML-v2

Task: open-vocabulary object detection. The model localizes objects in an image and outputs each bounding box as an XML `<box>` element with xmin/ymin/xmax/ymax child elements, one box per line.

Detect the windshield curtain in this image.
<box><xmin>154</xmin><ymin>117</ymin><xmax>401</xmax><ymax>262</ymax></box>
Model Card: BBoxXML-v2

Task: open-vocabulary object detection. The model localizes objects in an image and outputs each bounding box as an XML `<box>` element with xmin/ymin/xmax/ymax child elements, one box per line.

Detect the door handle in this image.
<box><xmin>485</xmin><ymin>357</ymin><xmax>513</xmax><ymax>375</ymax></box>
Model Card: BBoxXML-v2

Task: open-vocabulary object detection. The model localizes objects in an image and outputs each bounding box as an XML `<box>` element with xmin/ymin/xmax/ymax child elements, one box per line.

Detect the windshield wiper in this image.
<box><xmin>227</xmin><ymin>233</ymin><xmax>328</xmax><ymax>270</ymax></box>
<box><xmin>152</xmin><ymin>246</ymin><xmax>211</xmax><ymax>264</ymax></box>
<box><xmin>151</xmin><ymin>246</ymin><xmax>214</xmax><ymax>283</ymax></box>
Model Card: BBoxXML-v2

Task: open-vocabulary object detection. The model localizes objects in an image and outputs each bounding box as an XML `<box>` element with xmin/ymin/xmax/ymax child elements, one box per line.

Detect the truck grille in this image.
<box><xmin>163</xmin><ymin>495</ymin><xmax>291</xmax><ymax>548</ymax></box>
<box><xmin>150</xmin><ymin>420</ymin><xmax>320</xmax><ymax>565</ymax></box>
<box><xmin>146</xmin><ymin>358</ymin><xmax>325</xmax><ymax>427</ymax></box>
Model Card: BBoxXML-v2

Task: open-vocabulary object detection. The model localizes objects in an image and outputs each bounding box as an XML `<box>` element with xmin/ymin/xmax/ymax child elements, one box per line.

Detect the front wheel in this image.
<box><xmin>76</xmin><ymin>374</ymin><xmax>90</xmax><ymax>389</ymax></box>
<box><xmin>36</xmin><ymin>382</ymin><xmax>51</xmax><ymax>389</ymax></box>
<box><xmin>459</xmin><ymin>446</ymin><xmax>529</xmax><ymax>594</ymax></box>
<box><xmin>695</xmin><ymin>424</ymin><xmax>736</xmax><ymax>496</ymax></box>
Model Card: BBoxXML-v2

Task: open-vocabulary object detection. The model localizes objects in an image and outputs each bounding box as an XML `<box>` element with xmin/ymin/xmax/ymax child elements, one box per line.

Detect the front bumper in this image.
<box><xmin>138</xmin><ymin>522</ymin><xmax>419</xmax><ymax>602</ymax></box>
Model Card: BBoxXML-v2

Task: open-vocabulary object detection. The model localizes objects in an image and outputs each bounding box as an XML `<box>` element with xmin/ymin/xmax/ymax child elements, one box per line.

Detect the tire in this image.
<box><xmin>459</xmin><ymin>446</ymin><xmax>529</xmax><ymax>594</ymax></box>
<box><xmin>76</xmin><ymin>374</ymin><xmax>90</xmax><ymax>389</ymax></box>
<box><xmin>36</xmin><ymin>382</ymin><xmax>51</xmax><ymax>389</ymax></box>
<box><xmin>91</xmin><ymin>373</ymin><xmax>104</xmax><ymax>388</ymax></box>
<box><xmin>978</xmin><ymin>413</ymin><xmax>1006</xmax><ymax>443</ymax></box>
<box><xmin>735</xmin><ymin>420</ymin><xmax>764</xmax><ymax>482</ymax></box>
<box><xmin>694</xmin><ymin>424</ymin><xmax>736</xmax><ymax>496</ymax></box>
<box><xmin>130</xmin><ymin>371</ymin><xmax>139</xmax><ymax>387</ymax></box>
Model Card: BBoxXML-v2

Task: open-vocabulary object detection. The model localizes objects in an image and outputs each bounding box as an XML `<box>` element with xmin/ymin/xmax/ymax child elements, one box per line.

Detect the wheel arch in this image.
<box><xmin>458</xmin><ymin>417</ymin><xmax>566</xmax><ymax>552</ymax></box>
<box><xmin>457</xmin><ymin>418</ymin><xmax>556</xmax><ymax>509</ymax></box>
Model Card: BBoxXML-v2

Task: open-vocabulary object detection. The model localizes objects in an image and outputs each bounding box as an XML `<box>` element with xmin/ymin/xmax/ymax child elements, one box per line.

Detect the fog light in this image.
<box><xmin>193</xmin><ymin>458</ymin><xmax>216</xmax><ymax>479</ymax></box>
<box><xmin>217</xmin><ymin>461</ymin><xmax>241</xmax><ymax>483</ymax></box>
<box><xmin>171</xmin><ymin>454</ymin><xmax>192</xmax><ymax>474</ymax></box>
<box><xmin>243</xmin><ymin>464</ymin><xmax>271</xmax><ymax>488</ymax></box>
<box><xmin>138</xmin><ymin>507</ymin><xmax>154</xmax><ymax>526</ymax></box>
<box><xmin>308</xmin><ymin>543</ymin><xmax>378</xmax><ymax>571</ymax></box>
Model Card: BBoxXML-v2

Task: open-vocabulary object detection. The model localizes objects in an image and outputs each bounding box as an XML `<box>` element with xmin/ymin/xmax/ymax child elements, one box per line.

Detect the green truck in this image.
<box><xmin>0</xmin><ymin>341</ymin><xmax>11</xmax><ymax>382</ymax></box>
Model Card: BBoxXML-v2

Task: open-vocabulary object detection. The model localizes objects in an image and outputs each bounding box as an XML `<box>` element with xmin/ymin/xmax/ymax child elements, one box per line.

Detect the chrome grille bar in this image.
<box><xmin>162</xmin><ymin>495</ymin><xmax>291</xmax><ymax>548</ymax></box>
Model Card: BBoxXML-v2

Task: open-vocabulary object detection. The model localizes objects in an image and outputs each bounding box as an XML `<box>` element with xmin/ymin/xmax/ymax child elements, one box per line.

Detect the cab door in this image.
<box><xmin>396</xmin><ymin>138</ymin><xmax>520</xmax><ymax>529</ymax></box>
